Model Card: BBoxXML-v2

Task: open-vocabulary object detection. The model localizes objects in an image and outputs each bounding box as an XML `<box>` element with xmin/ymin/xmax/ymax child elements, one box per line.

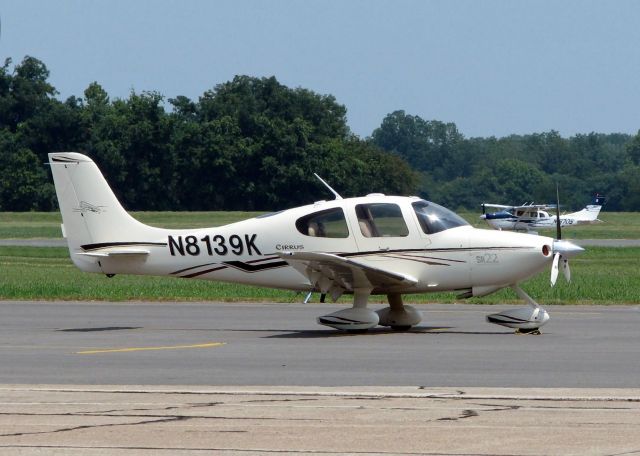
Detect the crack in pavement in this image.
<box><xmin>436</xmin><ymin>409</ymin><xmax>479</xmax><ymax>421</ymax></box>
<box><xmin>0</xmin><ymin>411</ymin><xmax>319</xmax><ymax>423</ymax></box>
<box><xmin>0</xmin><ymin>415</ymin><xmax>188</xmax><ymax>438</ymax></box>
<box><xmin>0</xmin><ymin>400</ymin><xmax>321</xmax><ymax>438</ymax></box>
<box><xmin>471</xmin><ymin>402</ymin><xmax>636</xmax><ymax>411</ymax></box>
<box><xmin>240</xmin><ymin>398</ymin><xmax>320</xmax><ymax>404</ymax></box>
<box><xmin>0</xmin><ymin>445</ymin><xmax>549</xmax><ymax>455</ymax></box>
<box><xmin>84</xmin><ymin>401</ymin><xmax>223</xmax><ymax>414</ymax></box>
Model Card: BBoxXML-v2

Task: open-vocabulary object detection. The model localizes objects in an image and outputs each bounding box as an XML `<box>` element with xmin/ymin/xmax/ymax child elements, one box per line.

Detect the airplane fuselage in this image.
<box><xmin>482</xmin><ymin>214</ymin><xmax>586</xmax><ymax>231</ymax></box>
<box><xmin>76</xmin><ymin>196</ymin><xmax>555</xmax><ymax>297</ymax></box>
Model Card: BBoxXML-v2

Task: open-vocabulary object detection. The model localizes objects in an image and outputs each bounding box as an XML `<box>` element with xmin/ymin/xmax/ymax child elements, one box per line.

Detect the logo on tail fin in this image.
<box><xmin>73</xmin><ymin>201</ymin><xmax>106</xmax><ymax>214</ymax></box>
<box><xmin>591</xmin><ymin>194</ymin><xmax>605</xmax><ymax>206</ymax></box>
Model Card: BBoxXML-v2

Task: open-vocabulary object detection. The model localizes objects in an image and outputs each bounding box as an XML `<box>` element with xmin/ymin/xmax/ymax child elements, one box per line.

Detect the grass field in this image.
<box><xmin>1</xmin><ymin>246</ymin><xmax>638</xmax><ymax>304</ymax></box>
<box><xmin>0</xmin><ymin>211</ymin><xmax>265</xmax><ymax>238</ymax></box>
<box><xmin>1</xmin><ymin>210</ymin><xmax>638</xmax><ymax>239</ymax></box>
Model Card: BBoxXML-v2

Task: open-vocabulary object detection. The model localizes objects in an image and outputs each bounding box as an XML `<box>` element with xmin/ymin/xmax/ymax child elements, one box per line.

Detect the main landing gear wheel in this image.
<box><xmin>317</xmin><ymin>291</ymin><xmax>421</xmax><ymax>332</ymax></box>
<box><xmin>317</xmin><ymin>288</ymin><xmax>379</xmax><ymax>331</ymax></box>
<box><xmin>376</xmin><ymin>293</ymin><xmax>422</xmax><ymax>331</ymax></box>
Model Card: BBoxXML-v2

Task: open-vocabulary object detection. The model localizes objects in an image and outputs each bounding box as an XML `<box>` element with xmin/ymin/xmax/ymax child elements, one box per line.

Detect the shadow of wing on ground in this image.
<box><xmin>261</xmin><ymin>326</ymin><xmax>478</xmax><ymax>338</ymax></box>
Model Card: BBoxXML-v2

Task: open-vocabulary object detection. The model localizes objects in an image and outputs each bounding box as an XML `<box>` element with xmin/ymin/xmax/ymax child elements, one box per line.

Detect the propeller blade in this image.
<box><xmin>562</xmin><ymin>258</ymin><xmax>571</xmax><ymax>283</ymax></box>
<box><xmin>550</xmin><ymin>253</ymin><xmax>560</xmax><ymax>287</ymax></box>
<box><xmin>555</xmin><ymin>184</ymin><xmax>561</xmax><ymax>240</ymax></box>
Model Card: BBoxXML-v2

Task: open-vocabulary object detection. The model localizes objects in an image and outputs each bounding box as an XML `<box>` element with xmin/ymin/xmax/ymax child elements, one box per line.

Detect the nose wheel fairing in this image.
<box><xmin>486</xmin><ymin>306</ymin><xmax>550</xmax><ymax>330</ymax></box>
<box><xmin>485</xmin><ymin>285</ymin><xmax>550</xmax><ymax>333</ymax></box>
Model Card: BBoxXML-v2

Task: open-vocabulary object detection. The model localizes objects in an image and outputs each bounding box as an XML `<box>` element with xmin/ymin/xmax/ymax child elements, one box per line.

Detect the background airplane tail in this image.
<box><xmin>567</xmin><ymin>194</ymin><xmax>605</xmax><ymax>222</ymax></box>
<box><xmin>48</xmin><ymin>152</ymin><xmax>163</xmax><ymax>271</ymax></box>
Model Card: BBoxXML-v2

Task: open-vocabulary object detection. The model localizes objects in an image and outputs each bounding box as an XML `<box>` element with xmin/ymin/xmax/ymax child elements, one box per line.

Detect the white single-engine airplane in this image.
<box><xmin>49</xmin><ymin>152</ymin><xmax>584</xmax><ymax>333</ymax></box>
<box><xmin>480</xmin><ymin>194</ymin><xmax>605</xmax><ymax>233</ymax></box>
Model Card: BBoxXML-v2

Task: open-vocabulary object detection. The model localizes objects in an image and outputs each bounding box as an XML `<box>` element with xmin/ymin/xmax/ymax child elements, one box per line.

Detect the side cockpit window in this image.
<box><xmin>355</xmin><ymin>203</ymin><xmax>409</xmax><ymax>238</ymax></box>
<box><xmin>296</xmin><ymin>208</ymin><xmax>349</xmax><ymax>238</ymax></box>
<box><xmin>412</xmin><ymin>200</ymin><xmax>469</xmax><ymax>234</ymax></box>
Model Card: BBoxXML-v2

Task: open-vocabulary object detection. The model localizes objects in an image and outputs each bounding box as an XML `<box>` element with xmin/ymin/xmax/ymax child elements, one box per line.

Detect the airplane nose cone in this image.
<box><xmin>479</xmin><ymin>214</ymin><xmax>486</xmax><ymax>220</ymax></box>
<box><xmin>553</xmin><ymin>239</ymin><xmax>584</xmax><ymax>257</ymax></box>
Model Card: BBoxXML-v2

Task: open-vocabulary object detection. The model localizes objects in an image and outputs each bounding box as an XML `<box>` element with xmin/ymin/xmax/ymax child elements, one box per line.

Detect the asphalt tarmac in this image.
<box><xmin>1</xmin><ymin>301</ymin><xmax>640</xmax><ymax>387</ymax></box>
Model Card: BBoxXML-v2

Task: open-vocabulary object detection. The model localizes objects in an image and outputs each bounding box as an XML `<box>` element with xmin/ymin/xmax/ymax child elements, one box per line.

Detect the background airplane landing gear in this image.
<box><xmin>376</xmin><ymin>294</ymin><xmax>422</xmax><ymax>330</ymax></box>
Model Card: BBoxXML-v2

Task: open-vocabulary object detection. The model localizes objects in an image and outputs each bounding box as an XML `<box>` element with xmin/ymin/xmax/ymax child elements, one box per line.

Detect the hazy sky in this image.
<box><xmin>2</xmin><ymin>0</ymin><xmax>639</xmax><ymax>138</ymax></box>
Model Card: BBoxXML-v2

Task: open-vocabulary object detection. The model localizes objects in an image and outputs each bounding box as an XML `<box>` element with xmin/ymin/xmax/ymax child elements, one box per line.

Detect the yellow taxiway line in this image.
<box><xmin>76</xmin><ymin>342</ymin><xmax>226</xmax><ymax>354</ymax></box>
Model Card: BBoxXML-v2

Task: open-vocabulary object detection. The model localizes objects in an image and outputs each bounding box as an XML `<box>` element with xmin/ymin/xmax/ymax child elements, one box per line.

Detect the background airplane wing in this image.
<box><xmin>482</xmin><ymin>203</ymin><xmax>552</xmax><ymax>211</ymax></box>
<box><xmin>511</xmin><ymin>204</ymin><xmax>553</xmax><ymax>210</ymax></box>
<box><xmin>481</xmin><ymin>203</ymin><xmax>513</xmax><ymax>210</ymax></box>
<box><xmin>278</xmin><ymin>251</ymin><xmax>418</xmax><ymax>299</ymax></box>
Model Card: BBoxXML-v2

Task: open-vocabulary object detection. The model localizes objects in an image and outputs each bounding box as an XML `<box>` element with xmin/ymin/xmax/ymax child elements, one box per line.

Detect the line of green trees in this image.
<box><xmin>372</xmin><ymin>112</ymin><xmax>640</xmax><ymax>211</ymax></box>
<box><xmin>1</xmin><ymin>56</ymin><xmax>639</xmax><ymax>212</ymax></box>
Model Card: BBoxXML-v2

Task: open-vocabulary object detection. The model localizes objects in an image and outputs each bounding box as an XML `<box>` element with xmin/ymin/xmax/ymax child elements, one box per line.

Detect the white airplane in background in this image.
<box><xmin>480</xmin><ymin>194</ymin><xmax>605</xmax><ymax>233</ymax></box>
<box><xmin>49</xmin><ymin>152</ymin><xmax>584</xmax><ymax>334</ymax></box>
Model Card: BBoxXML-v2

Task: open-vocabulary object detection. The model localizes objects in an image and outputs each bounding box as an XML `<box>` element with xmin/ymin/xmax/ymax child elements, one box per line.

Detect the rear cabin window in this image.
<box><xmin>295</xmin><ymin>208</ymin><xmax>349</xmax><ymax>238</ymax></box>
<box><xmin>355</xmin><ymin>203</ymin><xmax>409</xmax><ymax>237</ymax></box>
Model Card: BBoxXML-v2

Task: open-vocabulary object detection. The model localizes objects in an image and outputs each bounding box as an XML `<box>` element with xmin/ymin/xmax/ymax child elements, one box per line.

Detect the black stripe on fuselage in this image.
<box><xmin>340</xmin><ymin>246</ymin><xmax>532</xmax><ymax>263</ymax></box>
<box><xmin>170</xmin><ymin>256</ymin><xmax>281</xmax><ymax>275</ymax></box>
<box><xmin>223</xmin><ymin>260</ymin><xmax>288</xmax><ymax>273</ymax></box>
<box><xmin>342</xmin><ymin>246</ymin><xmax>532</xmax><ymax>258</ymax></box>
<box><xmin>81</xmin><ymin>241</ymin><xmax>167</xmax><ymax>251</ymax></box>
<box><xmin>173</xmin><ymin>258</ymin><xmax>288</xmax><ymax>278</ymax></box>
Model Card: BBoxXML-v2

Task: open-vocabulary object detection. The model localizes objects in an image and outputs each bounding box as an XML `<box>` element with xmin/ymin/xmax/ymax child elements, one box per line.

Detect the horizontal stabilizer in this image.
<box><xmin>76</xmin><ymin>248</ymin><xmax>150</xmax><ymax>258</ymax></box>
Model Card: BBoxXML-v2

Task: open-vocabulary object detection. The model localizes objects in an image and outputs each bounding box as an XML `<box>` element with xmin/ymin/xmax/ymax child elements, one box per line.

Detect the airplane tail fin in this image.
<box><xmin>566</xmin><ymin>194</ymin><xmax>605</xmax><ymax>223</ymax></box>
<box><xmin>48</xmin><ymin>152</ymin><xmax>165</xmax><ymax>272</ymax></box>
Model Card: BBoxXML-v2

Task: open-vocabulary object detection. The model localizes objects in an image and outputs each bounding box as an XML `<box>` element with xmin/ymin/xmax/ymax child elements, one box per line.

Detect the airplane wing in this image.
<box><xmin>511</xmin><ymin>204</ymin><xmax>553</xmax><ymax>210</ymax></box>
<box><xmin>278</xmin><ymin>251</ymin><xmax>418</xmax><ymax>299</ymax></box>
<box><xmin>481</xmin><ymin>203</ymin><xmax>513</xmax><ymax>210</ymax></box>
<box><xmin>482</xmin><ymin>203</ymin><xmax>551</xmax><ymax>211</ymax></box>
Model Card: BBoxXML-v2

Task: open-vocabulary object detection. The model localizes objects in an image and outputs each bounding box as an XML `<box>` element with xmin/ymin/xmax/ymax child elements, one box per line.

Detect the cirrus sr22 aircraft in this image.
<box><xmin>49</xmin><ymin>152</ymin><xmax>584</xmax><ymax>334</ymax></box>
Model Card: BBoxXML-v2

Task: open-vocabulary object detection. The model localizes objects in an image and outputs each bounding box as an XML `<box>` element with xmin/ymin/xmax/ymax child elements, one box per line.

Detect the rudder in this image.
<box><xmin>49</xmin><ymin>152</ymin><xmax>163</xmax><ymax>272</ymax></box>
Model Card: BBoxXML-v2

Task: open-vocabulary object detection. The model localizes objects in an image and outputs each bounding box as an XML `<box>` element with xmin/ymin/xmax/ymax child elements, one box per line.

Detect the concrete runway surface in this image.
<box><xmin>2</xmin><ymin>301</ymin><xmax>640</xmax><ymax>455</ymax></box>
<box><xmin>1</xmin><ymin>385</ymin><xmax>640</xmax><ymax>455</ymax></box>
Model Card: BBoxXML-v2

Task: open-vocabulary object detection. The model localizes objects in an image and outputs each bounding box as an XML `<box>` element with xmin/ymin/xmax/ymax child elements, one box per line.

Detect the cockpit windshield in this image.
<box><xmin>412</xmin><ymin>200</ymin><xmax>469</xmax><ymax>234</ymax></box>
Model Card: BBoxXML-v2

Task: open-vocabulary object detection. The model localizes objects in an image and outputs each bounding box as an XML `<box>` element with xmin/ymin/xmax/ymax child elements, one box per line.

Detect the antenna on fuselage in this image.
<box><xmin>314</xmin><ymin>173</ymin><xmax>343</xmax><ymax>200</ymax></box>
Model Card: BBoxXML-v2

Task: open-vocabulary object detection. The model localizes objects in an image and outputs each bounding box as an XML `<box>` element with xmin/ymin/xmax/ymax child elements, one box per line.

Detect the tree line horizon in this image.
<box><xmin>1</xmin><ymin>56</ymin><xmax>639</xmax><ymax>213</ymax></box>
